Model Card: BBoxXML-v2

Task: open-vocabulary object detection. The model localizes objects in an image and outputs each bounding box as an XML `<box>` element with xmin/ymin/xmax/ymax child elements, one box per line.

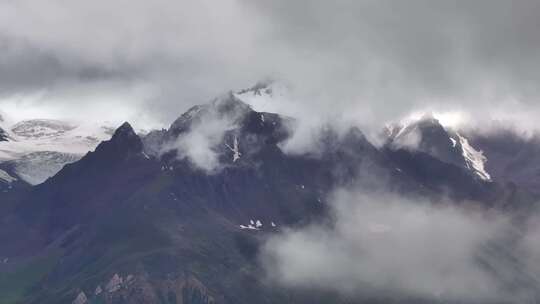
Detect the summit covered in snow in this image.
<box><xmin>0</xmin><ymin>115</ymin><xmax>115</xmax><ymax>185</ymax></box>
<box><xmin>385</xmin><ymin>113</ymin><xmax>492</xmax><ymax>182</ymax></box>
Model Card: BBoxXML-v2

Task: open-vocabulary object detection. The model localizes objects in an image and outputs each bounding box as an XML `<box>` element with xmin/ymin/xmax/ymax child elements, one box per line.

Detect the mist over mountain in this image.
<box><xmin>2</xmin><ymin>88</ymin><xmax>540</xmax><ymax>303</ymax></box>
<box><xmin>2</xmin><ymin>1</ymin><xmax>540</xmax><ymax>304</ymax></box>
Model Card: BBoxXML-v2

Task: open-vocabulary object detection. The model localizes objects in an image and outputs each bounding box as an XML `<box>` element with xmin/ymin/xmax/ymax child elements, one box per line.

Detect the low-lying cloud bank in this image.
<box><xmin>262</xmin><ymin>189</ymin><xmax>540</xmax><ymax>302</ymax></box>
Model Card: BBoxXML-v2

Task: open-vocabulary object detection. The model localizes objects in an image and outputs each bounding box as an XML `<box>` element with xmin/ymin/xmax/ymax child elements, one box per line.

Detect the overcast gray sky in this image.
<box><xmin>1</xmin><ymin>0</ymin><xmax>540</xmax><ymax>129</ymax></box>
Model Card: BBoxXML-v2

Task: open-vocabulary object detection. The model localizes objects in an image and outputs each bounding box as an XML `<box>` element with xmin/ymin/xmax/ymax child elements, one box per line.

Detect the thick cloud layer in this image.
<box><xmin>1</xmin><ymin>0</ymin><xmax>540</xmax><ymax>129</ymax></box>
<box><xmin>262</xmin><ymin>189</ymin><xmax>540</xmax><ymax>302</ymax></box>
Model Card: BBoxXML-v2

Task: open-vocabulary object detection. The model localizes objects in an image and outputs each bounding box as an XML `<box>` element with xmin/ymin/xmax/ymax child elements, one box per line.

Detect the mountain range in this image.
<box><xmin>1</xmin><ymin>83</ymin><xmax>540</xmax><ymax>303</ymax></box>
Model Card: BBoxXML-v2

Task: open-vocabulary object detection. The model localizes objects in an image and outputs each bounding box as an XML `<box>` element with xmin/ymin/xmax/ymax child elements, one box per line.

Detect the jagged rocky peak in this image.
<box><xmin>168</xmin><ymin>93</ymin><xmax>254</xmax><ymax>137</ymax></box>
<box><xmin>163</xmin><ymin>81</ymin><xmax>294</xmax><ymax>145</ymax></box>
<box><xmin>386</xmin><ymin>113</ymin><xmax>492</xmax><ymax>181</ymax></box>
<box><xmin>387</xmin><ymin>113</ymin><xmax>453</xmax><ymax>152</ymax></box>
<box><xmin>91</xmin><ymin>122</ymin><xmax>143</xmax><ymax>159</ymax></box>
<box><xmin>112</xmin><ymin>122</ymin><xmax>138</xmax><ymax>139</ymax></box>
<box><xmin>142</xmin><ymin>92</ymin><xmax>292</xmax><ymax>164</ymax></box>
<box><xmin>110</xmin><ymin>122</ymin><xmax>142</xmax><ymax>150</ymax></box>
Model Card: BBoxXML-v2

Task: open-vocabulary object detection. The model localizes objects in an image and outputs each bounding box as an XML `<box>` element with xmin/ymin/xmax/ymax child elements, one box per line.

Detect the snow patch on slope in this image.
<box><xmin>225</xmin><ymin>136</ymin><xmax>241</xmax><ymax>162</ymax></box>
<box><xmin>457</xmin><ymin>133</ymin><xmax>491</xmax><ymax>181</ymax></box>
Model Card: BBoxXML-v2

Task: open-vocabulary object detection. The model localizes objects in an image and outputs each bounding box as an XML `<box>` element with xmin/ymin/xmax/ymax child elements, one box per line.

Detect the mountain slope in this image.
<box><xmin>0</xmin><ymin>97</ymin><xmax>418</xmax><ymax>304</ymax></box>
<box><xmin>1</xmin><ymin>97</ymin><xmax>539</xmax><ymax>304</ymax></box>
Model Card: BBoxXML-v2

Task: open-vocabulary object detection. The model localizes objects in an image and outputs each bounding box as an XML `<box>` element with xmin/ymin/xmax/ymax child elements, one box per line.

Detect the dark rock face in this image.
<box><xmin>1</xmin><ymin>97</ymin><xmax>539</xmax><ymax>304</ymax></box>
<box><xmin>0</xmin><ymin>113</ymin><xmax>8</xmax><ymax>142</ymax></box>
<box><xmin>0</xmin><ymin>126</ymin><xmax>9</xmax><ymax>141</ymax></box>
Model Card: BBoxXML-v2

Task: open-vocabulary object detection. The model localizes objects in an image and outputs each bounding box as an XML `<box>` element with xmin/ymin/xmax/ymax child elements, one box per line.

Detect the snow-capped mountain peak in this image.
<box><xmin>11</xmin><ymin>119</ymin><xmax>77</xmax><ymax>140</ymax></box>
<box><xmin>0</xmin><ymin>114</ymin><xmax>115</xmax><ymax>185</ymax></box>
<box><xmin>385</xmin><ymin>113</ymin><xmax>492</xmax><ymax>182</ymax></box>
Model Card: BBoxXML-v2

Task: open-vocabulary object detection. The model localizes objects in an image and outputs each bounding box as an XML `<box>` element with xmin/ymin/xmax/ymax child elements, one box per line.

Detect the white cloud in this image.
<box><xmin>262</xmin><ymin>189</ymin><xmax>540</xmax><ymax>302</ymax></box>
<box><xmin>2</xmin><ymin>0</ymin><xmax>540</xmax><ymax>134</ymax></box>
<box><xmin>166</xmin><ymin>113</ymin><xmax>235</xmax><ymax>173</ymax></box>
<box><xmin>160</xmin><ymin>96</ymin><xmax>247</xmax><ymax>173</ymax></box>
